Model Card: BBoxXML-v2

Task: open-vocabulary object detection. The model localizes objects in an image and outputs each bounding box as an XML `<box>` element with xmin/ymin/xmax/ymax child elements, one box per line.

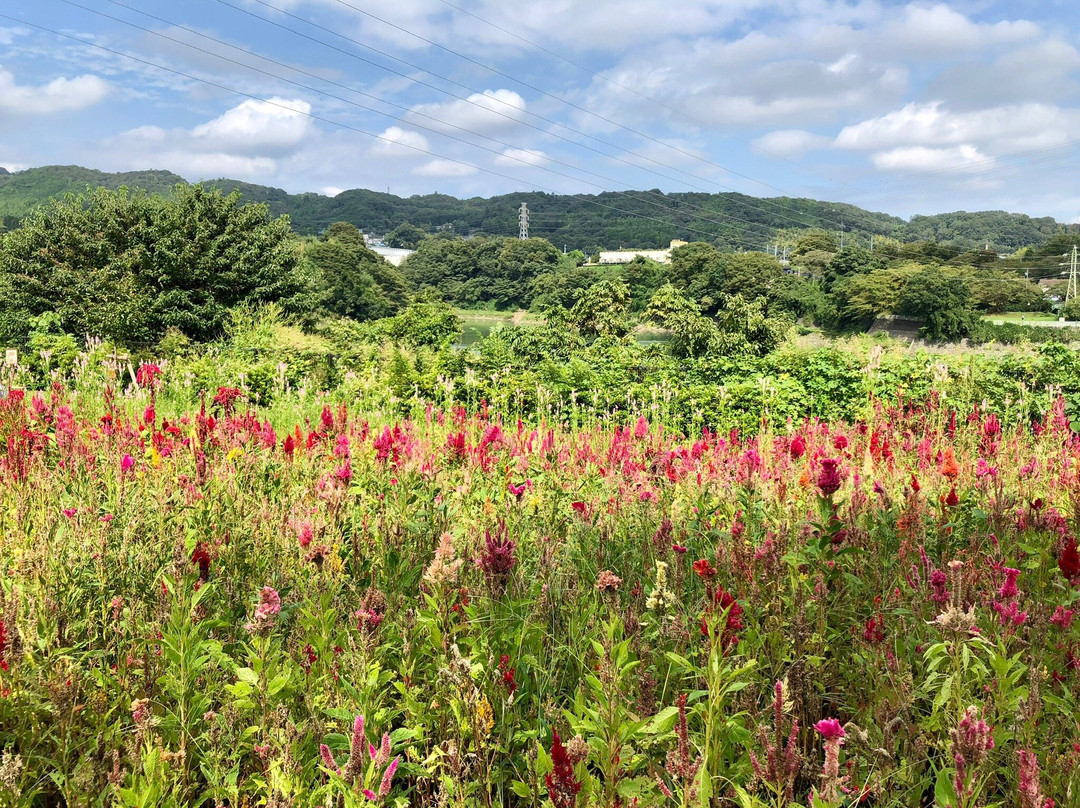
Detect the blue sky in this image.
<box><xmin>2</xmin><ymin>0</ymin><xmax>1079</xmax><ymax>230</ymax></box>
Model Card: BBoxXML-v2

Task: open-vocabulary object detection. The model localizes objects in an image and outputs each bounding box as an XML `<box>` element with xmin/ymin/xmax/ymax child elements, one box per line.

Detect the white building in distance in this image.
<box><xmin>596</xmin><ymin>239</ymin><xmax>687</xmax><ymax>265</ymax></box>
<box><xmin>369</xmin><ymin>246</ymin><xmax>414</xmax><ymax>266</ymax></box>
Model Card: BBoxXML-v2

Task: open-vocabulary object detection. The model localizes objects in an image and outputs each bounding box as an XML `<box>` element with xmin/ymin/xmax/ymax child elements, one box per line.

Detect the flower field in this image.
<box><xmin>2</xmin><ymin>372</ymin><xmax>1080</xmax><ymax>808</ymax></box>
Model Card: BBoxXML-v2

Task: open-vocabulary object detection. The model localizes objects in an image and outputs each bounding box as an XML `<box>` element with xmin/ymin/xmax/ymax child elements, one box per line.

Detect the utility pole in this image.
<box><xmin>518</xmin><ymin>202</ymin><xmax>529</xmax><ymax>240</ymax></box>
<box><xmin>1066</xmin><ymin>245</ymin><xmax>1079</xmax><ymax>303</ymax></box>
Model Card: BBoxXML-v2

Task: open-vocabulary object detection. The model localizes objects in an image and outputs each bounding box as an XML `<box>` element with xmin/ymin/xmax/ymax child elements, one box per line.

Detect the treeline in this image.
<box><xmin>2</xmin><ymin>185</ymin><xmax>1078</xmax><ymax>367</ymax></box>
<box><xmin>1</xmin><ymin>165</ymin><xmax>1076</xmax><ymax>252</ymax></box>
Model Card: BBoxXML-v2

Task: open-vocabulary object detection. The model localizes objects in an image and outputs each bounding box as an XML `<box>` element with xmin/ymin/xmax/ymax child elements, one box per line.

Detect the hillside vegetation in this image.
<box><xmin>0</xmin><ymin>165</ymin><xmax>1071</xmax><ymax>252</ymax></box>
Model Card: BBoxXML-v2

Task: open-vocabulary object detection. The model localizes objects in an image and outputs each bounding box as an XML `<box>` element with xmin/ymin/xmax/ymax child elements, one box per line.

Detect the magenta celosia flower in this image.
<box><xmin>478</xmin><ymin>522</ymin><xmax>517</xmax><ymax>594</ymax></box>
<box><xmin>120</xmin><ymin>454</ymin><xmax>134</xmax><ymax>473</ymax></box>
<box><xmin>814</xmin><ymin>719</ymin><xmax>845</xmax><ymax>741</ymax></box>
<box><xmin>790</xmin><ymin>434</ymin><xmax>806</xmax><ymax>459</ymax></box>
<box><xmin>998</xmin><ymin>568</ymin><xmax>1020</xmax><ymax>600</ymax></box>
<box><xmin>815</xmin><ymin>718</ymin><xmax>846</xmax><ymax>803</ymax></box>
<box><xmin>1051</xmin><ymin>606</ymin><xmax>1076</xmax><ymax>629</ymax></box>
<box><xmin>817</xmin><ymin>458</ymin><xmax>843</xmax><ymax>497</ymax></box>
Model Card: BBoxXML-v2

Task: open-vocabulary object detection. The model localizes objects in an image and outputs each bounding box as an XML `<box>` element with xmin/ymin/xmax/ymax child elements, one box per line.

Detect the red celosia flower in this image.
<box><xmin>701</xmin><ymin>588</ymin><xmax>744</xmax><ymax>647</ymax></box>
<box><xmin>1059</xmin><ymin>542</ymin><xmax>1080</xmax><ymax>582</ymax></box>
<box><xmin>498</xmin><ymin>654</ymin><xmax>517</xmax><ymax>695</ymax></box>
<box><xmin>862</xmin><ymin>615</ymin><xmax>885</xmax><ymax>644</ymax></box>
<box><xmin>191</xmin><ymin>542</ymin><xmax>211</xmax><ymax>581</ymax></box>
<box><xmin>135</xmin><ymin>363</ymin><xmax>162</xmax><ymax>387</ymax></box>
<box><xmin>545</xmin><ymin>730</ymin><xmax>581</xmax><ymax>808</ymax></box>
<box><xmin>692</xmin><ymin>559</ymin><xmax>717</xmax><ymax>580</ymax></box>
<box><xmin>944</xmin><ymin>487</ymin><xmax>960</xmax><ymax>508</ymax></box>
<box><xmin>213</xmin><ymin>386</ymin><xmax>244</xmax><ymax>414</ymax></box>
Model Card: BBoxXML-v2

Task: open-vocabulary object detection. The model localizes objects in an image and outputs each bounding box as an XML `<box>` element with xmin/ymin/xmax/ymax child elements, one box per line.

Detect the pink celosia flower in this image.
<box><xmin>120</xmin><ymin>454</ymin><xmax>134</xmax><ymax>473</ymax></box>
<box><xmin>246</xmin><ymin>587</ymin><xmax>281</xmax><ymax>633</ymax></box>
<box><xmin>1018</xmin><ymin>749</ymin><xmax>1052</xmax><ymax>808</ymax></box>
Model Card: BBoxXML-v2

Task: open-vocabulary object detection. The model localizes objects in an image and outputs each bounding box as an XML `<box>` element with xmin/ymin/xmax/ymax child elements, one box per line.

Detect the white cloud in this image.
<box><xmin>414</xmin><ymin>158</ymin><xmax>476</xmax><ymax>177</ymax></box>
<box><xmin>878</xmin><ymin>4</ymin><xmax>1039</xmax><ymax>58</ymax></box>
<box><xmin>836</xmin><ymin>102</ymin><xmax>1080</xmax><ymax>152</ymax></box>
<box><xmin>871</xmin><ymin>144</ymin><xmax>990</xmax><ymax>172</ymax></box>
<box><xmin>494</xmin><ymin>148</ymin><xmax>548</xmax><ymax>167</ymax></box>
<box><xmin>191</xmin><ymin>97</ymin><xmax>312</xmax><ymax>156</ymax></box>
<box><xmin>0</xmin><ymin>68</ymin><xmax>109</xmax><ymax>116</ymax></box>
<box><xmin>102</xmin><ymin>97</ymin><xmax>314</xmax><ymax>181</ymax></box>
<box><xmin>407</xmin><ymin>89</ymin><xmax>528</xmax><ymax>135</ymax></box>
<box><xmin>0</xmin><ymin>27</ymin><xmax>28</xmax><ymax>46</ymax></box>
<box><xmin>371</xmin><ymin>126</ymin><xmax>430</xmax><ymax>156</ymax></box>
<box><xmin>0</xmin><ymin>162</ymin><xmax>28</xmax><ymax>173</ymax></box>
<box><xmin>753</xmin><ymin>130</ymin><xmax>832</xmax><ymax>158</ymax></box>
<box><xmin>321</xmin><ymin>186</ymin><xmax>345</xmax><ymax>197</ymax></box>
<box><xmin>149</xmin><ymin>151</ymin><xmax>277</xmax><ymax>178</ymax></box>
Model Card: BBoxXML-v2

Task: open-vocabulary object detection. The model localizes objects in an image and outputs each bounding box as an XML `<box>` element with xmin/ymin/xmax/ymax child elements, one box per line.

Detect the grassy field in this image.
<box><xmin>982</xmin><ymin>311</ymin><xmax>1064</xmax><ymax>324</ymax></box>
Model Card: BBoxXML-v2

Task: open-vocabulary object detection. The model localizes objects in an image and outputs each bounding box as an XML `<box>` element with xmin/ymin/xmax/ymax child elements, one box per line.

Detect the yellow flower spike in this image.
<box><xmin>226</xmin><ymin>448</ymin><xmax>244</xmax><ymax>463</ymax></box>
<box><xmin>476</xmin><ymin>696</ymin><xmax>494</xmax><ymax>737</ymax></box>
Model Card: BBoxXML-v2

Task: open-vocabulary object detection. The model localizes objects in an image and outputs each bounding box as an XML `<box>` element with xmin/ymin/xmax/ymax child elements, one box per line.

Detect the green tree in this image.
<box><xmin>308</xmin><ymin>222</ymin><xmax>409</xmax><ymax>321</ymax></box>
<box><xmin>145</xmin><ymin>184</ymin><xmax>305</xmax><ymax>341</ymax></box>
<box><xmin>0</xmin><ymin>184</ymin><xmax>305</xmax><ymax>344</ymax></box>
<box><xmin>569</xmin><ymin>278</ymin><xmax>632</xmax><ymax>339</ymax></box>
<box><xmin>897</xmin><ymin>268</ymin><xmax>977</xmax><ymax>341</ymax></box>
<box><xmin>1059</xmin><ymin>298</ymin><xmax>1080</xmax><ymax>321</ymax></box>
<box><xmin>384</xmin><ymin>222</ymin><xmax>428</xmax><ymax>249</ymax></box>
<box><xmin>792</xmin><ymin>229</ymin><xmax>839</xmax><ymax>256</ymax></box>
<box><xmin>0</xmin><ymin>187</ymin><xmax>158</xmax><ymax>344</ymax></box>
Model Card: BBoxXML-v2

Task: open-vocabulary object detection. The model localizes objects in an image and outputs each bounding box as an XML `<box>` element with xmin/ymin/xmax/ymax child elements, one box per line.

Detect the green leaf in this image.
<box><xmin>235</xmin><ymin>667</ymin><xmax>259</xmax><ymax>686</ymax></box>
<box><xmin>935</xmin><ymin>766</ymin><xmax>959</xmax><ymax>808</ymax></box>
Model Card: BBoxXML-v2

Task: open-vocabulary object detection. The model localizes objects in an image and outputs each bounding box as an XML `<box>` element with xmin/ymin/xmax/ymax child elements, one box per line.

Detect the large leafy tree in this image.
<box><xmin>0</xmin><ymin>184</ymin><xmax>305</xmax><ymax>344</ymax></box>
<box><xmin>0</xmin><ymin>187</ymin><xmax>158</xmax><ymax>344</ymax></box>
<box><xmin>897</xmin><ymin>268</ymin><xmax>977</xmax><ymax>341</ymax></box>
<box><xmin>308</xmin><ymin>221</ymin><xmax>410</xmax><ymax>321</ymax></box>
<box><xmin>146</xmin><ymin>184</ymin><xmax>305</xmax><ymax>341</ymax></box>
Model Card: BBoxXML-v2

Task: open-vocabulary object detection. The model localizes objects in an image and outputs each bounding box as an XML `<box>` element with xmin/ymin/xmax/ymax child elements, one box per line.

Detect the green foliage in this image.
<box><xmin>0</xmin><ymin>185</ymin><xmax>305</xmax><ymax>345</ymax></box>
<box><xmin>897</xmin><ymin>269</ymin><xmax>978</xmax><ymax>341</ymax></box>
<box><xmin>569</xmin><ymin>279</ymin><xmax>633</xmax><ymax>340</ymax></box>
<box><xmin>1056</xmin><ymin>298</ymin><xmax>1080</xmax><ymax>322</ymax></box>
<box><xmin>307</xmin><ymin>222</ymin><xmax>410</xmax><ymax>322</ymax></box>
<box><xmin>402</xmin><ymin>236</ymin><xmax>559</xmax><ymax>310</ymax></box>
<box><xmin>384</xmin><ymin>222</ymin><xmax>428</xmax><ymax>249</ymax></box>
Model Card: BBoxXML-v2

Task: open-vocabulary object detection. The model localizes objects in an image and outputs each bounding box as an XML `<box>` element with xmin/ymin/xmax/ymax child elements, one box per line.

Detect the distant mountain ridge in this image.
<box><xmin>0</xmin><ymin>164</ymin><xmax>1069</xmax><ymax>252</ymax></box>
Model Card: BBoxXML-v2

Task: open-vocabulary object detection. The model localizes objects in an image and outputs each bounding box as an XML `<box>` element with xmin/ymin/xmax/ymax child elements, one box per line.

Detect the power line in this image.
<box><xmin>55</xmin><ymin>0</ymin><xmax>805</xmax><ymax>248</ymax></box>
<box><xmin>1</xmin><ymin>11</ymin><xmax>788</xmax><ymax>250</ymax></box>
<box><xmin>216</xmin><ymin>0</ymin><xmax>833</xmax><ymax>232</ymax></box>
<box><xmin>430</xmin><ymin>0</ymin><xmax>847</xmax><ymax>189</ymax></box>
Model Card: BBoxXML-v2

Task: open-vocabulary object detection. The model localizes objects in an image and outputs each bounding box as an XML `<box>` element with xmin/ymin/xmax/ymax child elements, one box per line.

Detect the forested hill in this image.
<box><xmin>0</xmin><ymin>164</ymin><xmax>1069</xmax><ymax>252</ymax></box>
<box><xmin>0</xmin><ymin>166</ymin><xmax>185</xmax><ymax>220</ymax></box>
